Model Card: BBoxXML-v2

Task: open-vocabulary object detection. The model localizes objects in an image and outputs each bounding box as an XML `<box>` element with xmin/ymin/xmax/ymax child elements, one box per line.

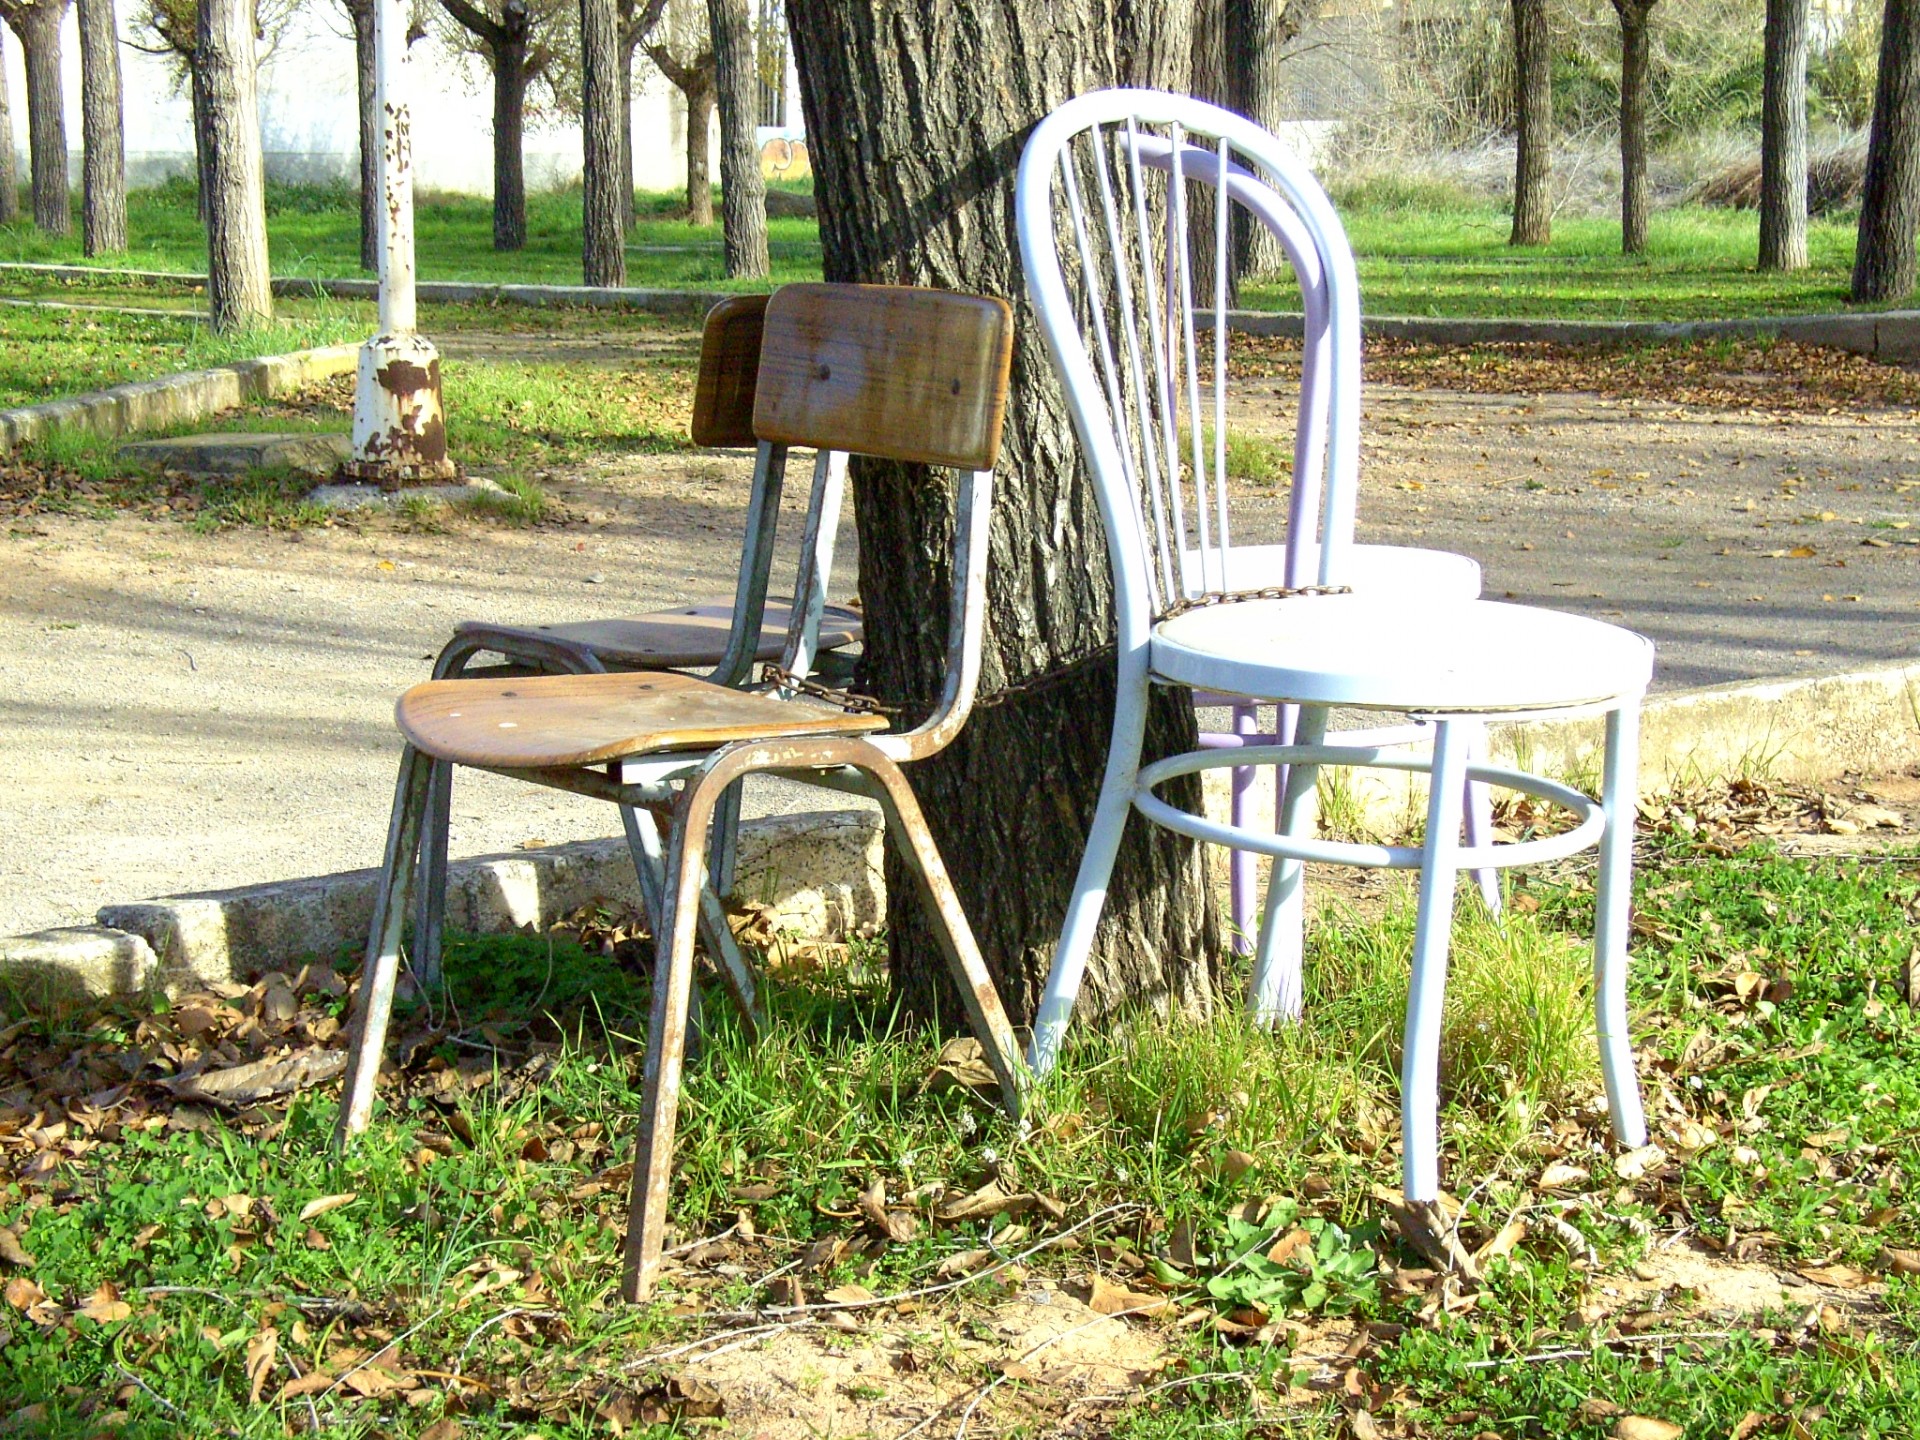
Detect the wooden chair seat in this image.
<box><xmin>396</xmin><ymin>670</ymin><xmax>888</xmax><ymax>770</ymax></box>
<box><xmin>452</xmin><ymin>599</ymin><xmax>864</xmax><ymax>671</ymax></box>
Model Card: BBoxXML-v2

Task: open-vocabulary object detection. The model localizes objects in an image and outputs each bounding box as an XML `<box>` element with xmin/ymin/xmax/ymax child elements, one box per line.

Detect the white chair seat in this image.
<box><xmin>1185</xmin><ymin>543</ymin><xmax>1481</xmax><ymax>601</ymax></box>
<box><xmin>1154</xmin><ymin>595</ymin><xmax>1654</xmax><ymax>713</ymax></box>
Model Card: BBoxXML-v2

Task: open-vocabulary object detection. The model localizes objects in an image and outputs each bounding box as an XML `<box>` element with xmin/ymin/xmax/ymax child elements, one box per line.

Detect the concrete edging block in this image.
<box><xmin>0</xmin><ymin>927</ymin><xmax>158</xmax><ymax>1002</ymax></box>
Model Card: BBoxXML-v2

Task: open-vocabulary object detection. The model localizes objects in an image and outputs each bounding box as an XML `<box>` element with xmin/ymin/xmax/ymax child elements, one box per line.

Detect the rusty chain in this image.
<box><xmin>762</xmin><ymin>584</ymin><xmax>1352</xmax><ymax>717</ymax></box>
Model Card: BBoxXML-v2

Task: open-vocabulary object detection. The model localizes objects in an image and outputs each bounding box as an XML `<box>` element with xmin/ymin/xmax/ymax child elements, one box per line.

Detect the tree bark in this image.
<box><xmin>348</xmin><ymin>0</ymin><xmax>378</xmax><ymax>270</ymax></box>
<box><xmin>1855</xmin><ymin>0</ymin><xmax>1920</xmax><ymax>301</ymax></box>
<box><xmin>1226</xmin><ymin>0</ymin><xmax>1315</xmax><ymax>281</ymax></box>
<box><xmin>581</xmin><ymin>0</ymin><xmax>627</xmax><ymax>283</ymax></box>
<box><xmin>1510</xmin><ymin>0</ymin><xmax>1552</xmax><ymax>245</ymax></box>
<box><xmin>190</xmin><ymin>56</ymin><xmax>212</xmax><ymax>222</ymax></box>
<box><xmin>76</xmin><ymin>0</ymin><xmax>125</xmax><ymax>254</ymax></box>
<box><xmin>0</xmin><ymin>28</ymin><xmax>19</xmax><ymax>225</ymax></box>
<box><xmin>1613</xmin><ymin>0</ymin><xmax>1655</xmax><ymax>255</ymax></box>
<box><xmin>1760</xmin><ymin>0</ymin><xmax>1810</xmax><ymax>271</ymax></box>
<box><xmin>1187</xmin><ymin>0</ymin><xmax>1230</xmax><ymax>308</ymax></box>
<box><xmin>788</xmin><ymin>2</ymin><xmax>1225</xmax><ymax>1029</ymax></box>
<box><xmin>197</xmin><ymin>0</ymin><xmax>273</xmax><ymax>329</ymax></box>
<box><xmin>707</xmin><ymin>0</ymin><xmax>766</xmax><ymax>276</ymax></box>
<box><xmin>682</xmin><ymin>79</ymin><xmax>713</xmax><ymax>223</ymax></box>
<box><xmin>440</xmin><ymin>0</ymin><xmax>532</xmax><ymax>252</ymax></box>
<box><xmin>618</xmin><ymin>14</ymin><xmax>636</xmax><ymax>229</ymax></box>
<box><xmin>4</xmin><ymin>0</ymin><xmax>72</xmax><ymax>235</ymax></box>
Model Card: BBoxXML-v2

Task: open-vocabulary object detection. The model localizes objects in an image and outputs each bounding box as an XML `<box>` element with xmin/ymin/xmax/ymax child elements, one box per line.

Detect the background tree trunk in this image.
<box><xmin>707</xmin><ymin>0</ymin><xmax>766</xmax><ymax>276</ymax></box>
<box><xmin>1186</xmin><ymin>0</ymin><xmax>1229</xmax><ymax>309</ymax></box>
<box><xmin>349</xmin><ymin>0</ymin><xmax>377</xmax><ymax>270</ymax></box>
<box><xmin>1226</xmin><ymin>0</ymin><xmax>1315</xmax><ymax>281</ymax></box>
<box><xmin>1614</xmin><ymin>0</ymin><xmax>1655</xmax><ymax>255</ymax></box>
<box><xmin>5</xmin><ymin>0</ymin><xmax>73</xmax><ymax>235</ymax></box>
<box><xmin>0</xmin><ymin>29</ymin><xmax>19</xmax><ymax>225</ymax></box>
<box><xmin>1510</xmin><ymin>0</ymin><xmax>1552</xmax><ymax>244</ymax></box>
<box><xmin>618</xmin><ymin>19</ymin><xmax>636</xmax><ymax>230</ymax></box>
<box><xmin>197</xmin><ymin>0</ymin><xmax>273</xmax><ymax>329</ymax></box>
<box><xmin>788</xmin><ymin>1</ymin><xmax>1225</xmax><ymax>1029</ymax></box>
<box><xmin>1760</xmin><ymin>0</ymin><xmax>1810</xmax><ymax>271</ymax></box>
<box><xmin>1855</xmin><ymin>0</ymin><xmax>1920</xmax><ymax>301</ymax></box>
<box><xmin>580</xmin><ymin>0</ymin><xmax>627</xmax><ymax>283</ymax></box>
<box><xmin>491</xmin><ymin>33</ymin><xmax>528</xmax><ymax>248</ymax></box>
<box><xmin>76</xmin><ymin>0</ymin><xmax>126</xmax><ymax>254</ymax></box>
<box><xmin>683</xmin><ymin>79</ymin><xmax>713</xmax><ymax>223</ymax></box>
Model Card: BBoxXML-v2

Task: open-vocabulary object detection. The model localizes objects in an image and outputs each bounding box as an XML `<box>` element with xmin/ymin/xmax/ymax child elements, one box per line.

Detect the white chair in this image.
<box><xmin>1017</xmin><ymin>90</ymin><xmax>1651</xmax><ymax>1203</ymax></box>
<box><xmin>1123</xmin><ymin>136</ymin><xmax>1496</xmax><ymax>946</ymax></box>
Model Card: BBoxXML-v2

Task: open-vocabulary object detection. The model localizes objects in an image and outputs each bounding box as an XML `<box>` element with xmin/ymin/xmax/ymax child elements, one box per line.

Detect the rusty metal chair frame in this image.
<box><xmin>335</xmin><ymin>283</ymin><xmax>1028</xmax><ymax>1303</ymax></box>
<box><xmin>406</xmin><ymin>297</ymin><xmax>861</xmax><ymax>1004</ymax></box>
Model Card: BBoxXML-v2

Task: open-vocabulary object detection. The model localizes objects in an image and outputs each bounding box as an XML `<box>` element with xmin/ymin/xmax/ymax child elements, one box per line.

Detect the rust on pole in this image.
<box><xmin>346</xmin><ymin>0</ymin><xmax>457</xmax><ymax>485</ymax></box>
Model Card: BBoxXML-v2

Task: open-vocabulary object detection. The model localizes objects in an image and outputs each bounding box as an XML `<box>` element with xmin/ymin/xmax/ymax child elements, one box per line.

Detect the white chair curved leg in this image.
<box><xmin>1250</xmin><ymin>705</ymin><xmax>1327</xmax><ymax>1026</ymax></box>
<box><xmin>1401</xmin><ymin>719</ymin><xmax>1472</xmax><ymax>1201</ymax></box>
<box><xmin>1593</xmin><ymin>704</ymin><xmax>1647</xmax><ymax>1147</ymax></box>
<box><xmin>1027</xmin><ymin>654</ymin><xmax>1152</xmax><ymax>1080</ymax></box>
<box><xmin>1460</xmin><ymin>721</ymin><xmax>1502</xmax><ymax>917</ymax></box>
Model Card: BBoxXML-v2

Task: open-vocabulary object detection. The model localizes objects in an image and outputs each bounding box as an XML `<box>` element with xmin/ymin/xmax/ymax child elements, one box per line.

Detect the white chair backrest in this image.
<box><xmin>1017</xmin><ymin>89</ymin><xmax>1363</xmax><ymax>650</ymax></box>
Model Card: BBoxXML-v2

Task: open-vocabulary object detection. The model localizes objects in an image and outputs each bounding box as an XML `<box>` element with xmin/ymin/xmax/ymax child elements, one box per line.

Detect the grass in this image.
<box><xmin>0</xmin><ymin>178</ymin><xmax>1887</xmax><ymax>323</ymax></box>
<box><xmin>1</xmin><ymin>832</ymin><xmax>1917</xmax><ymax>1435</ymax></box>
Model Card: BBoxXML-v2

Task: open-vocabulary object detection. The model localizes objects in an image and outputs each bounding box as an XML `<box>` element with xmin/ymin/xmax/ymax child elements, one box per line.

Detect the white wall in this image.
<box><xmin>0</xmin><ymin>5</ymin><xmax>720</xmax><ymax>196</ymax></box>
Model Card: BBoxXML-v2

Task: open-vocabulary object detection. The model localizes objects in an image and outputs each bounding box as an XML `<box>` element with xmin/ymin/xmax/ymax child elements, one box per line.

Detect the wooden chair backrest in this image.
<box><xmin>690</xmin><ymin>294</ymin><xmax>770</xmax><ymax>448</ymax></box>
<box><xmin>753</xmin><ymin>283</ymin><xmax>1013</xmax><ymax>471</ymax></box>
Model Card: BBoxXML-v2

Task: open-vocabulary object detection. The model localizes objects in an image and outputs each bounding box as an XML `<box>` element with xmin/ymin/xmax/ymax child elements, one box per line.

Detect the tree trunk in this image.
<box><xmin>492</xmin><ymin>33</ymin><xmax>529</xmax><ymax>249</ymax></box>
<box><xmin>197</xmin><ymin>0</ymin><xmax>273</xmax><ymax>329</ymax></box>
<box><xmin>619</xmin><ymin>22</ymin><xmax>637</xmax><ymax>230</ymax></box>
<box><xmin>190</xmin><ymin>57</ymin><xmax>212</xmax><ymax>223</ymax></box>
<box><xmin>1186</xmin><ymin>0</ymin><xmax>1230</xmax><ymax>309</ymax></box>
<box><xmin>683</xmin><ymin>78</ymin><xmax>714</xmax><ymax>224</ymax></box>
<box><xmin>8</xmin><ymin>0</ymin><xmax>72</xmax><ymax>235</ymax></box>
<box><xmin>1760</xmin><ymin>0</ymin><xmax>1810</xmax><ymax>271</ymax></box>
<box><xmin>1510</xmin><ymin>0</ymin><xmax>1552</xmax><ymax>245</ymax></box>
<box><xmin>707</xmin><ymin>0</ymin><xmax>766</xmax><ymax>276</ymax></box>
<box><xmin>581</xmin><ymin>0</ymin><xmax>627</xmax><ymax>284</ymax></box>
<box><xmin>76</xmin><ymin>0</ymin><xmax>125</xmax><ymax>254</ymax></box>
<box><xmin>1614</xmin><ymin>0</ymin><xmax>1654</xmax><ymax>255</ymax></box>
<box><xmin>0</xmin><ymin>28</ymin><xmax>19</xmax><ymax>225</ymax></box>
<box><xmin>1855</xmin><ymin>0</ymin><xmax>1920</xmax><ymax>301</ymax></box>
<box><xmin>349</xmin><ymin>0</ymin><xmax>377</xmax><ymax>270</ymax></box>
<box><xmin>788</xmin><ymin>3</ymin><xmax>1225</xmax><ymax>1029</ymax></box>
<box><xmin>1226</xmin><ymin>0</ymin><xmax>1314</xmax><ymax>281</ymax></box>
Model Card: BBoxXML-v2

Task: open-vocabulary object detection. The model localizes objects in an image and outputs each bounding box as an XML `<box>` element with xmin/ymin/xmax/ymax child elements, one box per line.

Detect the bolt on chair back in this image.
<box><xmin>1017</xmin><ymin>89</ymin><xmax>1654</xmax><ymax>1207</ymax></box>
<box><xmin>406</xmin><ymin>295</ymin><xmax>863</xmax><ymax>1002</ymax></box>
<box><xmin>335</xmin><ymin>282</ymin><xmax>1027</xmax><ymax>1302</ymax></box>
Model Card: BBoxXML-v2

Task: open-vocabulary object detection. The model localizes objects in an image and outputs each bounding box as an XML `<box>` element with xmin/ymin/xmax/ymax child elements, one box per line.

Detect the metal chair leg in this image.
<box><xmin>709</xmin><ymin>778</ymin><xmax>743</xmax><ymax>900</ymax></box>
<box><xmin>336</xmin><ymin>744</ymin><xmax>433</xmax><ymax>1144</ymax></box>
<box><xmin>1227</xmin><ymin>704</ymin><xmax>1260</xmax><ymax>956</ymax></box>
<box><xmin>1593</xmin><ymin>704</ymin><xmax>1647</xmax><ymax>1148</ymax></box>
<box><xmin>1027</xmin><ymin>655</ymin><xmax>1152</xmax><ymax>1080</ymax></box>
<box><xmin>1460</xmin><ymin>721</ymin><xmax>1502</xmax><ymax>917</ymax></box>
<box><xmin>621</xmin><ymin>770</ymin><xmax>727</xmax><ymax>1303</ymax></box>
<box><xmin>1401</xmin><ymin>720</ymin><xmax>1470</xmax><ymax>1202</ymax></box>
<box><xmin>1250</xmin><ymin>705</ymin><xmax>1328</xmax><ymax>1026</ymax></box>
<box><xmin>413</xmin><ymin>759</ymin><xmax>452</xmax><ymax>990</ymax></box>
<box><xmin>861</xmin><ymin>754</ymin><xmax>1025</xmax><ymax>1118</ymax></box>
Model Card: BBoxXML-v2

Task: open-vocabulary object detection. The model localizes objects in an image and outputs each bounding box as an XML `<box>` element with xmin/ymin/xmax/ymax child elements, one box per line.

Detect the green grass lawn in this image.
<box><xmin>0</xmin><ymin>180</ymin><xmax>1883</xmax><ymax>320</ymax></box>
<box><xmin>0</xmin><ymin>822</ymin><xmax>1915</xmax><ymax>1436</ymax></box>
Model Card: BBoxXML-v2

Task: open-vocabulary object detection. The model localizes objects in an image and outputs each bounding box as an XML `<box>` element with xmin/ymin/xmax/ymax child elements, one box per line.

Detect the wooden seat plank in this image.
<box><xmin>454</xmin><ymin>599</ymin><xmax>862</xmax><ymax>670</ymax></box>
<box><xmin>397</xmin><ymin>669</ymin><xmax>888</xmax><ymax>769</ymax></box>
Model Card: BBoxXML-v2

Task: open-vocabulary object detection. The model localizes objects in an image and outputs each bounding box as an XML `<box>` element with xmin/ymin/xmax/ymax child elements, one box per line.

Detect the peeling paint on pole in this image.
<box><xmin>347</xmin><ymin>0</ymin><xmax>456</xmax><ymax>485</ymax></box>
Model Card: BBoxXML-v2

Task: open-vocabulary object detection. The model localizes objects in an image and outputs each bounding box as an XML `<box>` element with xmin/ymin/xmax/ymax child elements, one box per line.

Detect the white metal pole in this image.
<box><xmin>347</xmin><ymin>0</ymin><xmax>455</xmax><ymax>485</ymax></box>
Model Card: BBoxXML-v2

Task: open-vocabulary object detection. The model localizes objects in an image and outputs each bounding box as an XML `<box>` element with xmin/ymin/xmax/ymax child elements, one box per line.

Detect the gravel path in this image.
<box><xmin>4</xmin><ymin>372</ymin><xmax>1917</xmax><ymax>937</ymax></box>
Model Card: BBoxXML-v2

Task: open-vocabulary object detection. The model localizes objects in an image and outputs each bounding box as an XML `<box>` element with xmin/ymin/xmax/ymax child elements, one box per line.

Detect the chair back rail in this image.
<box><xmin>753</xmin><ymin>284</ymin><xmax>1014</xmax><ymax>472</ymax></box>
<box><xmin>691</xmin><ymin>294</ymin><xmax>770</xmax><ymax>448</ymax></box>
<box><xmin>1016</xmin><ymin>90</ymin><xmax>1363</xmax><ymax>642</ymax></box>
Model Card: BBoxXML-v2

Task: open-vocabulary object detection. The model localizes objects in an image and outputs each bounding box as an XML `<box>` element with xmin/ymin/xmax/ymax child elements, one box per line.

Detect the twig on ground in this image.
<box><xmin>1461</xmin><ymin>1329</ymin><xmax>1734</xmax><ymax>1370</ymax></box>
<box><xmin>453</xmin><ymin>1307</ymin><xmax>563</xmax><ymax>1381</ymax></box>
<box><xmin>1065</xmin><ymin>1369</ymin><xmax>1255</xmax><ymax>1415</ymax></box>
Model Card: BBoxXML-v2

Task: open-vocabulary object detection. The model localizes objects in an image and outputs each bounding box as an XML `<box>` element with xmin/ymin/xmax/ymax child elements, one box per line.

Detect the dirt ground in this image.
<box><xmin>4</xmin><ymin>345</ymin><xmax>1919</xmax><ymax>937</ymax></box>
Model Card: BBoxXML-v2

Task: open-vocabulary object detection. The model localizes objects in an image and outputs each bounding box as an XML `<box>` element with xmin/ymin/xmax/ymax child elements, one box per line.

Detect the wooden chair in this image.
<box><xmin>1018</xmin><ymin>90</ymin><xmax>1651</xmax><ymax>1204</ymax></box>
<box><xmin>335</xmin><ymin>283</ymin><xmax>1028</xmax><ymax>1302</ymax></box>
<box><xmin>409</xmin><ymin>295</ymin><xmax>862</xmax><ymax>999</ymax></box>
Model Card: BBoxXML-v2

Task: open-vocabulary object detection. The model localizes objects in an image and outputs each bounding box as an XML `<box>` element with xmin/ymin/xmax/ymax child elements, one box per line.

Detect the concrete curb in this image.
<box><xmin>0</xmin><ymin>343</ymin><xmax>362</xmax><ymax>453</ymax></box>
<box><xmin>0</xmin><ymin>810</ymin><xmax>882</xmax><ymax>999</ymax></box>
<box><xmin>0</xmin><ymin>262</ymin><xmax>732</xmax><ymax>319</ymax></box>
<box><xmin>8</xmin><ymin>262</ymin><xmax>1917</xmax><ymax>358</ymax></box>
<box><xmin>6</xmin><ymin>660</ymin><xmax>1919</xmax><ymax>1002</ymax></box>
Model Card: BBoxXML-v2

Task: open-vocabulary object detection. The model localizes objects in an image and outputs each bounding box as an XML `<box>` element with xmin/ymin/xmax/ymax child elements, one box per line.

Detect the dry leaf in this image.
<box><xmin>164</xmin><ymin>1049</ymin><xmax>347</xmax><ymax>1107</ymax></box>
<box><xmin>1349</xmin><ymin>1409</ymin><xmax>1385</xmax><ymax>1440</ymax></box>
<box><xmin>924</xmin><ymin>1036</ymin><xmax>1000</xmax><ymax>1094</ymax></box>
<box><xmin>1537</xmin><ymin>1162</ymin><xmax>1589</xmax><ymax>1190</ymax></box>
<box><xmin>298</xmin><ymin>1192</ymin><xmax>358</xmax><ymax>1223</ymax></box>
<box><xmin>820</xmin><ymin>1284</ymin><xmax>874</xmax><ymax>1306</ymax></box>
<box><xmin>340</xmin><ymin>1363</ymin><xmax>409</xmax><ymax>1399</ymax></box>
<box><xmin>1086</xmin><ymin>1272</ymin><xmax>1175</xmax><ymax>1317</ymax></box>
<box><xmin>935</xmin><ymin>1248</ymin><xmax>992</xmax><ymax>1279</ymax></box>
<box><xmin>1796</xmin><ymin>1263</ymin><xmax>1869</xmax><ymax>1289</ymax></box>
<box><xmin>937</xmin><ymin>1181</ymin><xmax>1017</xmax><ymax>1223</ymax></box>
<box><xmin>1613</xmin><ymin>1419</ymin><xmax>1683</xmax><ymax>1440</ymax></box>
<box><xmin>0</xmin><ymin>1229</ymin><xmax>33</xmax><ymax>1268</ymax></box>
<box><xmin>1883</xmin><ymin>1248</ymin><xmax>1920</xmax><ymax>1277</ymax></box>
<box><xmin>76</xmin><ymin>1282</ymin><xmax>132</xmax><ymax>1324</ymax></box>
<box><xmin>1265</xmin><ymin>1228</ymin><xmax>1312</xmax><ymax>1267</ymax></box>
<box><xmin>1727</xmin><ymin>1412</ymin><xmax>1769</xmax><ymax>1440</ymax></box>
<box><xmin>1613</xmin><ymin>1144</ymin><xmax>1668</xmax><ymax>1181</ymax></box>
<box><xmin>4</xmin><ymin>1277</ymin><xmax>45</xmax><ymax>1311</ymax></box>
<box><xmin>1577</xmin><ymin>1397</ymin><xmax>1625</xmax><ymax>1421</ymax></box>
<box><xmin>276</xmin><ymin>1371</ymin><xmax>333</xmax><ymax>1402</ymax></box>
<box><xmin>1475</xmin><ymin>1219</ymin><xmax>1528</xmax><ymax>1263</ymax></box>
<box><xmin>245</xmin><ymin>1326</ymin><xmax>279</xmax><ymax>1405</ymax></box>
<box><xmin>418</xmin><ymin>1421</ymin><xmax>463</xmax><ymax>1440</ymax></box>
